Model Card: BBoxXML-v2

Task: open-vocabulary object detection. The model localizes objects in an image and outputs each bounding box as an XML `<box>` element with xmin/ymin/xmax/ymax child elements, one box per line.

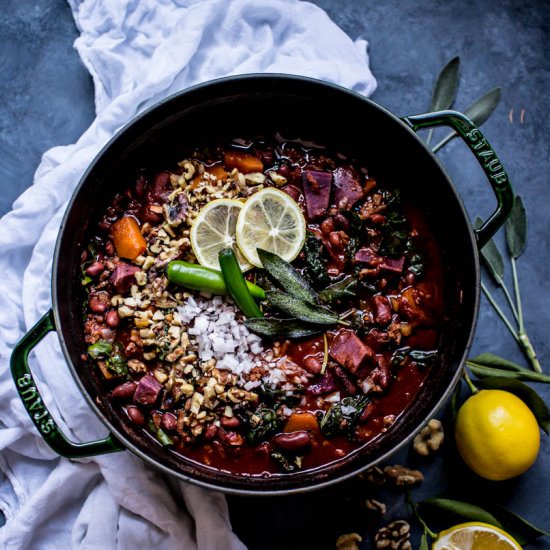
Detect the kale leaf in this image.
<box><xmin>320</xmin><ymin>395</ymin><xmax>370</xmax><ymax>438</ymax></box>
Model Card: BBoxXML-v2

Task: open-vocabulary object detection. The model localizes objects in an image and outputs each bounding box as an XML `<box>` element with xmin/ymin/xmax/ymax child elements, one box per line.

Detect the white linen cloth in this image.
<box><xmin>0</xmin><ymin>0</ymin><xmax>376</xmax><ymax>548</ymax></box>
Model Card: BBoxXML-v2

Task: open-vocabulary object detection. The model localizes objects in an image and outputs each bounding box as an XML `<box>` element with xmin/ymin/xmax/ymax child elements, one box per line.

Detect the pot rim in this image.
<box><xmin>51</xmin><ymin>73</ymin><xmax>480</xmax><ymax>495</ymax></box>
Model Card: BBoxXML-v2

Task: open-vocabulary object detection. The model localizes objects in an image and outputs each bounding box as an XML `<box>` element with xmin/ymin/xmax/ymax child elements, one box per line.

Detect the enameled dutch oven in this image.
<box><xmin>11</xmin><ymin>75</ymin><xmax>513</xmax><ymax>495</ymax></box>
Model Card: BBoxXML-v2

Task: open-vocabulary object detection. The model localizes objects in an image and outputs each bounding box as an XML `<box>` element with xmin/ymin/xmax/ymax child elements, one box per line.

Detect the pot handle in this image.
<box><xmin>10</xmin><ymin>309</ymin><xmax>123</xmax><ymax>458</ymax></box>
<box><xmin>402</xmin><ymin>110</ymin><xmax>514</xmax><ymax>247</ymax></box>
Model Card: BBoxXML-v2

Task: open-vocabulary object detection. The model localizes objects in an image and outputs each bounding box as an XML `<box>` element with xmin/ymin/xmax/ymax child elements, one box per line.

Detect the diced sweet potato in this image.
<box><xmin>284</xmin><ymin>412</ymin><xmax>319</xmax><ymax>433</ymax></box>
<box><xmin>111</xmin><ymin>216</ymin><xmax>146</xmax><ymax>260</ymax></box>
<box><xmin>329</xmin><ymin>328</ymin><xmax>374</xmax><ymax>374</ymax></box>
<box><xmin>223</xmin><ymin>151</ymin><xmax>263</xmax><ymax>174</ymax></box>
<box><xmin>301</xmin><ymin>170</ymin><xmax>332</xmax><ymax>220</ymax></box>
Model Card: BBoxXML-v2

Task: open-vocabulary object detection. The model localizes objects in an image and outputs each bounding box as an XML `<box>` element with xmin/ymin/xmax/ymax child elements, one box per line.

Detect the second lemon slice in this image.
<box><xmin>235</xmin><ymin>188</ymin><xmax>306</xmax><ymax>268</ymax></box>
<box><xmin>190</xmin><ymin>198</ymin><xmax>252</xmax><ymax>271</ymax></box>
<box><xmin>433</xmin><ymin>522</ymin><xmax>522</xmax><ymax>550</ymax></box>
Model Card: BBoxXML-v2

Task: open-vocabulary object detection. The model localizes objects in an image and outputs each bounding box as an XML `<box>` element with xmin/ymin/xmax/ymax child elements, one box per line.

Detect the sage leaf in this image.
<box><xmin>432</xmin><ymin>88</ymin><xmax>502</xmax><ymax>153</ymax></box>
<box><xmin>257</xmin><ymin>248</ymin><xmax>318</xmax><ymax>304</ymax></box>
<box><xmin>469</xmin><ymin>352</ymin><xmax>524</xmax><ymax>371</ymax></box>
<box><xmin>266</xmin><ymin>290</ymin><xmax>341</xmax><ymax>325</ymax></box>
<box><xmin>475</xmin><ymin>217</ymin><xmax>504</xmax><ymax>284</ymax></box>
<box><xmin>245</xmin><ymin>317</ymin><xmax>322</xmax><ymax>339</ymax></box>
<box><xmin>421</xmin><ymin>498</ymin><xmax>503</xmax><ymax>528</ymax></box>
<box><xmin>466</xmin><ymin>361</ymin><xmax>550</xmax><ymax>383</ymax></box>
<box><xmin>505</xmin><ymin>195</ymin><xmax>527</xmax><ymax>259</ymax></box>
<box><xmin>488</xmin><ymin>503</ymin><xmax>550</xmax><ymax>545</ymax></box>
<box><xmin>318</xmin><ymin>275</ymin><xmax>357</xmax><ymax>303</ymax></box>
<box><xmin>427</xmin><ymin>56</ymin><xmax>460</xmax><ymax>144</ymax></box>
<box><xmin>475</xmin><ymin>377</ymin><xmax>550</xmax><ymax>433</ymax></box>
<box><xmin>419</xmin><ymin>532</ymin><xmax>429</xmax><ymax>550</ymax></box>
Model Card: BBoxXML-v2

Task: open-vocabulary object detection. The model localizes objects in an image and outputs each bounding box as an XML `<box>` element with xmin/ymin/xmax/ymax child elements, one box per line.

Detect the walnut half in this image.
<box><xmin>383</xmin><ymin>464</ymin><xmax>424</xmax><ymax>487</ymax></box>
<box><xmin>413</xmin><ymin>418</ymin><xmax>444</xmax><ymax>456</ymax></box>
<box><xmin>374</xmin><ymin>520</ymin><xmax>412</xmax><ymax>550</ymax></box>
<box><xmin>336</xmin><ymin>532</ymin><xmax>362</xmax><ymax>550</ymax></box>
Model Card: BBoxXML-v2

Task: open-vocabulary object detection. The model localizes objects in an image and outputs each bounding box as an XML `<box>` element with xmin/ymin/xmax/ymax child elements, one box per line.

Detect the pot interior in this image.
<box><xmin>54</xmin><ymin>75</ymin><xmax>478</xmax><ymax>493</ymax></box>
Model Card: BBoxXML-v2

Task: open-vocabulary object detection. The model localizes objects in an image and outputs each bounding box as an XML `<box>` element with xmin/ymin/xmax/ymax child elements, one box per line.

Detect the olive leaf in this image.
<box><xmin>475</xmin><ymin>377</ymin><xmax>550</xmax><ymax>434</ymax></box>
<box><xmin>466</xmin><ymin>360</ymin><xmax>550</xmax><ymax>383</ymax></box>
<box><xmin>488</xmin><ymin>503</ymin><xmax>550</xmax><ymax>546</ymax></box>
<box><xmin>475</xmin><ymin>217</ymin><xmax>504</xmax><ymax>284</ymax></box>
<box><xmin>421</xmin><ymin>498</ymin><xmax>503</xmax><ymax>528</ymax></box>
<box><xmin>426</xmin><ymin>56</ymin><xmax>460</xmax><ymax>144</ymax></box>
<box><xmin>506</xmin><ymin>195</ymin><xmax>527</xmax><ymax>259</ymax></box>
<box><xmin>432</xmin><ymin>87</ymin><xmax>502</xmax><ymax>153</ymax></box>
<box><xmin>419</xmin><ymin>532</ymin><xmax>429</xmax><ymax>550</ymax></box>
<box><xmin>469</xmin><ymin>352</ymin><xmax>524</xmax><ymax>372</ymax></box>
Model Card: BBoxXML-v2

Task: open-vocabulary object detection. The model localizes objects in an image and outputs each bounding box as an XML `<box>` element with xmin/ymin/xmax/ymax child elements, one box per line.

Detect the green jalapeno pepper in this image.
<box><xmin>218</xmin><ymin>248</ymin><xmax>264</xmax><ymax>318</ymax></box>
<box><xmin>166</xmin><ymin>260</ymin><xmax>265</xmax><ymax>299</ymax></box>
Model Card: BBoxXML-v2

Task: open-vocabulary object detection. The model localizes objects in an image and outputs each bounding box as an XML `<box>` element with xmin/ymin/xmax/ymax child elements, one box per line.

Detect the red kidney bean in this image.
<box><xmin>320</xmin><ymin>217</ymin><xmax>335</xmax><ymax>235</ymax></box>
<box><xmin>333</xmin><ymin>213</ymin><xmax>350</xmax><ymax>231</ymax></box>
<box><xmin>203</xmin><ymin>423</ymin><xmax>218</xmax><ymax>441</ymax></box>
<box><xmin>111</xmin><ymin>381</ymin><xmax>137</xmax><ymax>400</ymax></box>
<box><xmin>85</xmin><ymin>261</ymin><xmax>105</xmax><ymax>277</ymax></box>
<box><xmin>81</xmin><ymin>250</ymin><xmax>88</xmax><ymax>263</ymax></box>
<box><xmin>217</xmin><ymin>428</ymin><xmax>244</xmax><ymax>447</ymax></box>
<box><xmin>105</xmin><ymin>241</ymin><xmax>115</xmax><ymax>256</ymax></box>
<box><xmin>303</xmin><ymin>355</ymin><xmax>322</xmax><ymax>374</ymax></box>
<box><xmin>126</xmin><ymin>405</ymin><xmax>145</xmax><ymax>425</ymax></box>
<box><xmin>161</xmin><ymin>412</ymin><xmax>178</xmax><ymax>432</ymax></box>
<box><xmin>221</xmin><ymin>416</ymin><xmax>241</xmax><ymax>429</ymax></box>
<box><xmin>370</xmin><ymin>213</ymin><xmax>386</xmax><ymax>225</ymax></box>
<box><xmin>278</xmin><ymin>164</ymin><xmax>291</xmax><ymax>178</ymax></box>
<box><xmin>359</xmin><ymin>401</ymin><xmax>375</xmax><ymax>422</ymax></box>
<box><xmin>272</xmin><ymin>430</ymin><xmax>311</xmax><ymax>452</ymax></box>
<box><xmin>105</xmin><ymin>310</ymin><xmax>120</xmax><ymax>328</ymax></box>
<box><xmin>88</xmin><ymin>291</ymin><xmax>110</xmax><ymax>313</ymax></box>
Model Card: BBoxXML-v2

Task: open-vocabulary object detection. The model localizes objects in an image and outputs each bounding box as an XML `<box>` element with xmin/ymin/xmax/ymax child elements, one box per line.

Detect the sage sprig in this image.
<box><xmin>426</xmin><ymin>56</ymin><xmax>460</xmax><ymax>145</ymax></box>
<box><xmin>431</xmin><ymin>87</ymin><xmax>501</xmax><ymax>153</ymax></box>
<box><xmin>475</xmin><ymin>196</ymin><xmax>542</xmax><ymax>372</ymax></box>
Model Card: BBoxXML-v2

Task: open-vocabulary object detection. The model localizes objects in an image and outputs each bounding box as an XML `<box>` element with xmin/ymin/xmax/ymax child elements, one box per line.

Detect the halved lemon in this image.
<box><xmin>235</xmin><ymin>188</ymin><xmax>306</xmax><ymax>267</ymax></box>
<box><xmin>433</xmin><ymin>522</ymin><xmax>522</xmax><ymax>550</ymax></box>
<box><xmin>190</xmin><ymin>198</ymin><xmax>252</xmax><ymax>271</ymax></box>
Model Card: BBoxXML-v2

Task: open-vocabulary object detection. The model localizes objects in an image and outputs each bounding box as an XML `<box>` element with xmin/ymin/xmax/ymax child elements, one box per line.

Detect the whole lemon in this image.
<box><xmin>454</xmin><ymin>389</ymin><xmax>540</xmax><ymax>481</ymax></box>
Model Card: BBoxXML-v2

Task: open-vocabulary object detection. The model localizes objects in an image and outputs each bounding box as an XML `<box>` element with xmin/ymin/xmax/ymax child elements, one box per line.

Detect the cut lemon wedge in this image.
<box><xmin>190</xmin><ymin>198</ymin><xmax>252</xmax><ymax>271</ymax></box>
<box><xmin>235</xmin><ymin>188</ymin><xmax>306</xmax><ymax>267</ymax></box>
<box><xmin>433</xmin><ymin>522</ymin><xmax>522</xmax><ymax>550</ymax></box>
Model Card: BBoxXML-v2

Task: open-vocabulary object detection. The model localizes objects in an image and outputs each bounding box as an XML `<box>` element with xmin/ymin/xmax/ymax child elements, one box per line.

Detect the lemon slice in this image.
<box><xmin>433</xmin><ymin>522</ymin><xmax>522</xmax><ymax>550</ymax></box>
<box><xmin>235</xmin><ymin>187</ymin><xmax>306</xmax><ymax>268</ymax></box>
<box><xmin>190</xmin><ymin>198</ymin><xmax>252</xmax><ymax>271</ymax></box>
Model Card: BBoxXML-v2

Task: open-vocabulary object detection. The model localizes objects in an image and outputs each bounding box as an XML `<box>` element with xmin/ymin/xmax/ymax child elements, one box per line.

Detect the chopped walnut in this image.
<box><xmin>365</xmin><ymin>498</ymin><xmax>387</xmax><ymax>517</ymax></box>
<box><xmin>336</xmin><ymin>532</ymin><xmax>362</xmax><ymax>550</ymax></box>
<box><xmin>413</xmin><ymin>418</ymin><xmax>444</xmax><ymax>456</ymax></box>
<box><xmin>374</xmin><ymin>520</ymin><xmax>411</xmax><ymax>550</ymax></box>
<box><xmin>383</xmin><ymin>465</ymin><xmax>423</xmax><ymax>487</ymax></box>
<box><xmin>358</xmin><ymin>465</ymin><xmax>386</xmax><ymax>485</ymax></box>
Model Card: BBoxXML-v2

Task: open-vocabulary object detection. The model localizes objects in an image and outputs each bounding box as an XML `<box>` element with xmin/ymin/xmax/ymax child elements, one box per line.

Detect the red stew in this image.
<box><xmin>81</xmin><ymin>136</ymin><xmax>444</xmax><ymax>475</ymax></box>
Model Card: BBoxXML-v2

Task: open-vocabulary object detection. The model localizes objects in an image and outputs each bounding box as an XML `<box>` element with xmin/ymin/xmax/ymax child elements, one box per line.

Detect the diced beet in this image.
<box><xmin>354</xmin><ymin>247</ymin><xmax>380</xmax><ymax>266</ymax></box>
<box><xmin>364</xmin><ymin>328</ymin><xmax>391</xmax><ymax>351</ymax></box>
<box><xmin>370</xmin><ymin>354</ymin><xmax>391</xmax><ymax>390</ymax></box>
<box><xmin>372</xmin><ymin>295</ymin><xmax>392</xmax><ymax>326</ymax></box>
<box><xmin>329</xmin><ymin>328</ymin><xmax>373</xmax><ymax>374</ymax></box>
<box><xmin>380</xmin><ymin>256</ymin><xmax>405</xmax><ymax>273</ymax></box>
<box><xmin>150</xmin><ymin>171</ymin><xmax>172</xmax><ymax>201</ymax></box>
<box><xmin>281</xmin><ymin>184</ymin><xmax>302</xmax><ymax>202</ymax></box>
<box><xmin>334</xmin><ymin>365</ymin><xmax>357</xmax><ymax>395</ymax></box>
<box><xmin>333</xmin><ymin>166</ymin><xmax>364</xmax><ymax>209</ymax></box>
<box><xmin>301</xmin><ymin>170</ymin><xmax>332</xmax><ymax>220</ymax></box>
<box><xmin>110</xmin><ymin>262</ymin><xmax>140</xmax><ymax>293</ymax></box>
<box><xmin>133</xmin><ymin>374</ymin><xmax>163</xmax><ymax>406</ymax></box>
<box><xmin>308</xmin><ymin>369</ymin><xmax>338</xmax><ymax>395</ymax></box>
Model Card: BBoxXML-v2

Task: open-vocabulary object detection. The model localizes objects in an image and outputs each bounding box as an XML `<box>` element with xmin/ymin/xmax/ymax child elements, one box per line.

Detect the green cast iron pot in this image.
<box><xmin>10</xmin><ymin>75</ymin><xmax>513</xmax><ymax>495</ymax></box>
